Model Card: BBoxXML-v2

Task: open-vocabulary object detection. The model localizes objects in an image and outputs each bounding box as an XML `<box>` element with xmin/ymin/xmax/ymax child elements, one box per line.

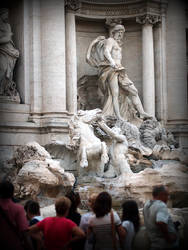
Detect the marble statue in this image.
<box><xmin>86</xmin><ymin>22</ymin><xmax>151</xmax><ymax>121</ymax></box>
<box><xmin>69</xmin><ymin>109</ymin><xmax>109</xmax><ymax>177</ymax></box>
<box><xmin>139</xmin><ymin>117</ymin><xmax>178</xmax><ymax>149</ymax></box>
<box><xmin>97</xmin><ymin>118</ymin><xmax>133</xmax><ymax>177</ymax></box>
<box><xmin>69</xmin><ymin>109</ymin><xmax>134</xmax><ymax>178</ymax></box>
<box><xmin>0</xmin><ymin>8</ymin><xmax>20</xmax><ymax>100</ymax></box>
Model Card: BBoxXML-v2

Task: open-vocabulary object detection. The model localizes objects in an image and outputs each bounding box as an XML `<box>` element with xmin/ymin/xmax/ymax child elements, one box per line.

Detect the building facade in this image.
<box><xmin>0</xmin><ymin>0</ymin><xmax>187</xmax><ymax>161</ymax></box>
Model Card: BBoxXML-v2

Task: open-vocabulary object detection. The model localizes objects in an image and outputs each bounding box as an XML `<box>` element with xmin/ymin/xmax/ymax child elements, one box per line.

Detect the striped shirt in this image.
<box><xmin>88</xmin><ymin>210</ymin><xmax>121</xmax><ymax>250</ymax></box>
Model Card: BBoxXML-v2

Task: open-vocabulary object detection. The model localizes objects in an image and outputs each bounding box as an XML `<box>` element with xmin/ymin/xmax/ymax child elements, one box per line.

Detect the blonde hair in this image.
<box><xmin>55</xmin><ymin>196</ymin><xmax>71</xmax><ymax>216</ymax></box>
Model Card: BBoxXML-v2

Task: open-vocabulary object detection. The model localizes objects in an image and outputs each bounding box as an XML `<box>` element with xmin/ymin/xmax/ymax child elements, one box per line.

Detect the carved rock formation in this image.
<box><xmin>7</xmin><ymin>142</ymin><xmax>75</xmax><ymax>200</ymax></box>
<box><xmin>139</xmin><ymin>118</ymin><xmax>178</xmax><ymax>149</ymax></box>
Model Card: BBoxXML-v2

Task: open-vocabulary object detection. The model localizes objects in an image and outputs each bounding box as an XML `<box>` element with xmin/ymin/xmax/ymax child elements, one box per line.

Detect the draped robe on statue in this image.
<box><xmin>86</xmin><ymin>36</ymin><xmax>137</xmax><ymax>122</ymax></box>
<box><xmin>0</xmin><ymin>19</ymin><xmax>19</xmax><ymax>97</ymax></box>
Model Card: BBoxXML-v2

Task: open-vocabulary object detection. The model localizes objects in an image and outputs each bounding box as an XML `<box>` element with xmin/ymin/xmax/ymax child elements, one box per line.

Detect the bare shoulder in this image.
<box><xmin>104</xmin><ymin>37</ymin><xmax>115</xmax><ymax>45</ymax></box>
<box><xmin>106</xmin><ymin>37</ymin><xmax>115</xmax><ymax>42</ymax></box>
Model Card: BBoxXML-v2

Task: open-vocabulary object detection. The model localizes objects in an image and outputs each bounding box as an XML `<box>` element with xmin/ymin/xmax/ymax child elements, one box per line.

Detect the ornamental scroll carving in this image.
<box><xmin>65</xmin><ymin>0</ymin><xmax>81</xmax><ymax>11</ymax></box>
<box><xmin>136</xmin><ymin>14</ymin><xmax>161</xmax><ymax>25</ymax></box>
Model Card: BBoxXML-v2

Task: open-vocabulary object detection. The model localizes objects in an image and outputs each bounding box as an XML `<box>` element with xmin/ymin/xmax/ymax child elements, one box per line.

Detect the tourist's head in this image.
<box><xmin>110</xmin><ymin>24</ymin><xmax>125</xmax><ymax>41</ymax></box>
<box><xmin>55</xmin><ymin>196</ymin><xmax>71</xmax><ymax>216</ymax></box>
<box><xmin>66</xmin><ymin>190</ymin><xmax>81</xmax><ymax>212</ymax></box>
<box><xmin>122</xmin><ymin>200</ymin><xmax>140</xmax><ymax>232</ymax></box>
<box><xmin>93</xmin><ymin>191</ymin><xmax>112</xmax><ymax>217</ymax></box>
<box><xmin>0</xmin><ymin>180</ymin><xmax>14</xmax><ymax>199</ymax></box>
<box><xmin>88</xmin><ymin>193</ymin><xmax>98</xmax><ymax>210</ymax></box>
<box><xmin>152</xmin><ymin>185</ymin><xmax>169</xmax><ymax>203</ymax></box>
<box><xmin>24</xmin><ymin>200</ymin><xmax>33</xmax><ymax>212</ymax></box>
<box><xmin>24</xmin><ymin>200</ymin><xmax>40</xmax><ymax>220</ymax></box>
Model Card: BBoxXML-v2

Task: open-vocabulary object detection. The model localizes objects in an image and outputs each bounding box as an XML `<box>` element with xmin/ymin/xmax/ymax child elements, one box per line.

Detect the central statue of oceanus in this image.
<box><xmin>86</xmin><ymin>23</ymin><xmax>151</xmax><ymax>122</ymax></box>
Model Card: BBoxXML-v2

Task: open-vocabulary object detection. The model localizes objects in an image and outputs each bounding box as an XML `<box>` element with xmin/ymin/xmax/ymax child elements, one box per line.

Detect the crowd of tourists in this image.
<box><xmin>0</xmin><ymin>180</ymin><xmax>180</xmax><ymax>250</ymax></box>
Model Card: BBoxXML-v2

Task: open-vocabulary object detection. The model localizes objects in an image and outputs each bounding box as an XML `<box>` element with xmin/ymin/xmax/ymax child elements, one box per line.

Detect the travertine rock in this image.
<box><xmin>77</xmin><ymin>161</ymin><xmax>188</xmax><ymax>211</ymax></box>
<box><xmin>12</xmin><ymin>143</ymin><xmax>75</xmax><ymax>199</ymax></box>
<box><xmin>102</xmin><ymin>161</ymin><xmax>188</xmax><ymax>207</ymax></box>
<box><xmin>17</xmin><ymin>160</ymin><xmax>59</xmax><ymax>185</ymax></box>
<box><xmin>45</xmin><ymin>141</ymin><xmax>77</xmax><ymax>171</ymax></box>
<box><xmin>152</xmin><ymin>144</ymin><xmax>188</xmax><ymax>165</ymax></box>
<box><xmin>27</xmin><ymin>142</ymin><xmax>51</xmax><ymax>159</ymax></box>
<box><xmin>11</xmin><ymin>141</ymin><xmax>51</xmax><ymax>168</ymax></box>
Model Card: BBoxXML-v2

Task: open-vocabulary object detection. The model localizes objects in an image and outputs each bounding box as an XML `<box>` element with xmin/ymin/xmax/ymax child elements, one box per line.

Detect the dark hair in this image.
<box><xmin>93</xmin><ymin>192</ymin><xmax>112</xmax><ymax>218</ymax></box>
<box><xmin>0</xmin><ymin>181</ymin><xmax>14</xmax><ymax>199</ymax></box>
<box><xmin>24</xmin><ymin>200</ymin><xmax>33</xmax><ymax>212</ymax></box>
<box><xmin>122</xmin><ymin>200</ymin><xmax>140</xmax><ymax>232</ymax></box>
<box><xmin>152</xmin><ymin>185</ymin><xmax>166</xmax><ymax>197</ymax></box>
<box><xmin>65</xmin><ymin>190</ymin><xmax>80</xmax><ymax>212</ymax></box>
<box><xmin>24</xmin><ymin>200</ymin><xmax>40</xmax><ymax>215</ymax></box>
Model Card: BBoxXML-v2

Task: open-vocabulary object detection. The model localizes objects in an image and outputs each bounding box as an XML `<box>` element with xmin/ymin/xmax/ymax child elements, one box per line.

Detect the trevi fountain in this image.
<box><xmin>0</xmin><ymin>0</ymin><xmax>188</xmax><ymax>248</ymax></box>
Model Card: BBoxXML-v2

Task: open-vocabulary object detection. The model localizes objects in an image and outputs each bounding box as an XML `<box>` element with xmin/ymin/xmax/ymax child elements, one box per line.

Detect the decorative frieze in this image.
<box><xmin>77</xmin><ymin>4</ymin><xmax>149</xmax><ymax>17</ymax></box>
<box><xmin>75</xmin><ymin>1</ymin><xmax>167</xmax><ymax>18</ymax></box>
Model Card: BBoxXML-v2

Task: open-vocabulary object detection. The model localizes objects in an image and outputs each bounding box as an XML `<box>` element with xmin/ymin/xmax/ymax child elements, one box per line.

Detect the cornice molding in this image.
<box><xmin>73</xmin><ymin>0</ymin><xmax>168</xmax><ymax>19</ymax></box>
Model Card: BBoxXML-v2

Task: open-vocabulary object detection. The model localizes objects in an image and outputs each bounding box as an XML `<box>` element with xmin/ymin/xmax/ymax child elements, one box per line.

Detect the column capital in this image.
<box><xmin>65</xmin><ymin>0</ymin><xmax>81</xmax><ymax>11</ymax></box>
<box><xmin>136</xmin><ymin>14</ymin><xmax>161</xmax><ymax>25</ymax></box>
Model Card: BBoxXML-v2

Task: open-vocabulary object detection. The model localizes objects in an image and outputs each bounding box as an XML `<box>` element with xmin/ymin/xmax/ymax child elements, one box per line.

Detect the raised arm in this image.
<box><xmin>98</xmin><ymin>120</ymin><xmax>125</xmax><ymax>143</ymax></box>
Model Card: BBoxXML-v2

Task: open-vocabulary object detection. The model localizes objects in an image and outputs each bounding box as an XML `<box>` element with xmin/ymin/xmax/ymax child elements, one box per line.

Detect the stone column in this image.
<box><xmin>154</xmin><ymin>15</ymin><xmax>167</xmax><ymax>123</ymax></box>
<box><xmin>29</xmin><ymin>0</ymin><xmax>42</xmax><ymax>117</ymax></box>
<box><xmin>40</xmin><ymin>0</ymin><xmax>66</xmax><ymax>114</ymax></box>
<box><xmin>65</xmin><ymin>9</ymin><xmax>77</xmax><ymax>114</ymax></box>
<box><xmin>136</xmin><ymin>15</ymin><xmax>160</xmax><ymax>117</ymax></box>
<box><xmin>166</xmin><ymin>0</ymin><xmax>188</xmax><ymax>121</ymax></box>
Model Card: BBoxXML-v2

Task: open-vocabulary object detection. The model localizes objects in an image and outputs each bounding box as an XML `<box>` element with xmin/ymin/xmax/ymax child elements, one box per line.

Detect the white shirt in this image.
<box><xmin>122</xmin><ymin>220</ymin><xmax>135</xmax><ymax>250</ymax></box>
<box><xmin>80</xmin><ymin>211</ymin><xmax>93</xmax><ymax>233</ymax></box>
<box><xmin>143</xmin><ymin>200</ymin><xmax>178</xmax><ymax>249</ymax></box>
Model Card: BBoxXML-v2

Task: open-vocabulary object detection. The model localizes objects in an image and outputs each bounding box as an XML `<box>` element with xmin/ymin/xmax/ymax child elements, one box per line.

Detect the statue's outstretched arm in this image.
<box><xmin>98</xmin><ymin>120</ymin><xmax>124</xmax><ymax>143</ymax></box>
